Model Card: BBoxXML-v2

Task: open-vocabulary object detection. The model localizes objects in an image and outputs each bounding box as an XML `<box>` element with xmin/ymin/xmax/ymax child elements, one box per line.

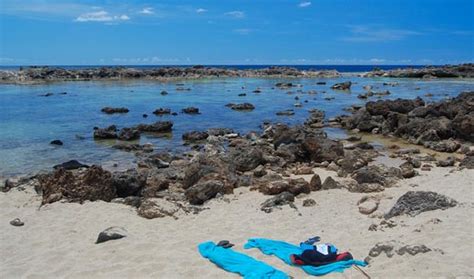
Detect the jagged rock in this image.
<box><xmin>436</xmin><ymin>157</ymin><xmax>455</xmax><ymax>167</ymax></box>
<box><xmin>185</xmin><ymin>180</ymin><xmax>225</xmax><ymax>205</ymax></box>
<box><xmin>96</xmin><ymin>227</ymin><xmax>127</xmax><ymax>244</ymax></box>
<box><xmin>261</xmin><ymin>192</ymin><xmax>295</xmax><ymax>213</ymax></box>
<box><xmin>460</xmin><ymin>155</ymin><xmax>474</xmax><ymax>169</ymax></box>
<box><xmin>39</xmin><ymin>166</ymin><xmax>116</xmax><ymax>204</ymax></box>
<box><xmin>93</xmin><ymin>125</ymin><xmax>118</xmax><ymax>139</ymax></box>
<box><xmin>137</xmin><ymin>198</ymin><xmax>179</xmax><ymax>219</ymax></box>
<box><xmin>153</xmin><ymin>108</ymin><xmax>171</xmax><ymax>115</ymax></box>
<box><xmin>230</xmin><ymin>147</ymin><xmax>263</xmax><ymax>172</ymax></box>
<box><xmin>207</xmin><ymin>128</ymin><xmax>235</xmax><ymax>136</ymax></box>
<box><xmin>302</xmin><ymin>199</ymin><xmax>317</xmax><ymax>207</ymax></box>
<box><xmin>331</xmin><ymin>81</ymin><xmax>351</xmax><ymax>90</ymax></box>
<box><xmin>385</xmin><ymin>191</ymin><xmax>457</xmax><ymax>218</ymax></box>
<box><xmin>227</xmin><ymin>103</ymin><xmax>255</xmax><ymax>110</ymax></box>
<box><xmin>400</xmin><ymin>163</ymin><xmax>416</xmax><ymax>178</ymax></box>
<box><xmin>322</xmin><ymin>176</ymin><xmax>341</xmax><ymax>190</ymax></box>
<box><xmin>112</xmin><ymin>169</ymin><xmax>146</xmax><ymax>197</ymax></box>
<box><xmin>348</xmin><ymin>182</ymin><xmax>384</xmax><ymax>193</ymax></box>
<box><xmin>135</xmin><ymin>121</ymin><xmax>173</xmax><ymax>133</ymax></box>
<box><xmin>101</xmin><ymin>107</ymin><xmax>129</xmax><ymax>114</ymax></box>
<box><xmin>141</xmin><ymin>174</ymin><xmax>170</xmax><ymax>198</ymax></box>
<box><xmin>182</xmin><ymin>107</ymin><xmax>200</xmax><ymax>114</ymax></box>
<box><xmin>309</xmin><ymin>174</ymin><xmax>322</xmax><ymax>191</ymax></box>
<box><xmin>118</xmin><ymin>128</ymin><xmax>140</xmax><ymax>141</ymax></box>
<box><xmin>182</xmin><ymin>131</ymin><xmax>209</xmax><ymax>142</ymax></box>
<box><xmin>53</xmin><ymin>160</ymin><xmax>89</xmax><ymax>170</ymax></box>
<box><xmin>301</xmin><ymin>137</ymin><xmax>344</xmax><ymax>163</ymax></box>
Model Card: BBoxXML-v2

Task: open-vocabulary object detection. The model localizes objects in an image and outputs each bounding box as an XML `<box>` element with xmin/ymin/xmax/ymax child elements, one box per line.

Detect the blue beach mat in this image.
<box><xmin>244</xmin><ymin>238</ymin><xmax>367</xmax><ymax>276</ymax></box>
<box><xmin>198</xmin><ymin>241</ymin><xmax>289</xmax><ymax>279</ymax></box>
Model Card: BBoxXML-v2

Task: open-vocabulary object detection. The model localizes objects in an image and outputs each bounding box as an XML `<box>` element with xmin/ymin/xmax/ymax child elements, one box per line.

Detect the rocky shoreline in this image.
<box><xmin>0</xmin><ymin>66</ymin><xmax>340</xmax><ymax>84</ymax></box>
<box><xmin>1</xmin><ymin>64</ymin><xmax>474</xmax><ymax>84</ymax></box>
<box><xmin>3</xmin><ymin>91</ymin><xmax>473</xmax><ymax>219</ymax></box>
<box><xmin>361</xmin><ymin>63</ymin><xmax>474</xmax><ymax>78</ymax></box>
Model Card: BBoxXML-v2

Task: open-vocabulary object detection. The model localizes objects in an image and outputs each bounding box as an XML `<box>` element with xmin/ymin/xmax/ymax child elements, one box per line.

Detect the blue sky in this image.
<box><xmin>0</xmin><ymin>0</ymin><xmax>473</xmax><ymax>65</ymax></box>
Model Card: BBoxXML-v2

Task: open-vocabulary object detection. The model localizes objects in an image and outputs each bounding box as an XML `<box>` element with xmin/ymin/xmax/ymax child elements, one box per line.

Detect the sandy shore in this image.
<box><xmin>1</xmin><ymin>164</ymin><xmax>473</xmax><ymax>279</ymax></box>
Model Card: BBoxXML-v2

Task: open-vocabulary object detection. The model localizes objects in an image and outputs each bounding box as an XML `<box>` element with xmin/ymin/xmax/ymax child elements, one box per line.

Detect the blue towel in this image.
<box><xmin>244</xmin><ymin>238</ymin><xmax>367</xmax><ymax>276</ymax></box>
<box><xmin>198</xmin><ymin>241</ymin><xmax>289</xmax><ymax>279</ymax></box>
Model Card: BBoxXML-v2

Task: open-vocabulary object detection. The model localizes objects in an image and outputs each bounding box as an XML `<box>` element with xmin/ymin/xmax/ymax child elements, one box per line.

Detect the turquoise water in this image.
<box><xmin>1</xmin><ymin>77</ymin><xmax>473</xmax><ymax>177</ymax></box>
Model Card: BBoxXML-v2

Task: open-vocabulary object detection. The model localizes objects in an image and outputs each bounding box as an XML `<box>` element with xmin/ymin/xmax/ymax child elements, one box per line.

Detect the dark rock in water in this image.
<box><xmin>276</xmin><ymin>110</ymin><xmax>295</xmax><ymax>116</ymax></box>
<box><xmin>227</xmin><ymin>103</ymin><xmax>255</xmax><ymax>111</ymax></box>
<box><xmin>117</xmin><ymin>128</ymin><xmax>140</xmax><ymax>141</ymax></box>
<box><xmin>354</xmin><ymin>142</ymin><xmax>373</xmax><ymax>150</ymax></box>
<box><xmin>10</xmin><ymin>218</ymin><xmax>24</xmax><ymax>227</ymax></box>
<box><xmin>322</xmin><ymin>176</ymin><xmax>341</xmax><ymax>190</ymax></box>
<box><xmin>134</xmin><ymin>121</ymin><xmax>173</xmax><ymax>133</ymax></box>
<box><xmin>96</xmin><ymin>227</ymin><xmax>127</xmax><ymax>244</ymax></box>
<box><xmin>182</xmin><ymin>131</ymin><xmax>209</xmax><ymax>142</ymax></box>
<box><xmin>94</xmin><ymin>125</ymin><xmax>118</xmax><ymax>139</ymax></box>
<box><xmin>53</xmin><ymin>160</ymin><xmax>89</xmax><ymax>170</ymax></box>
<box><xmin>112</xmin><ymin>143</ymin><xmax>153</xmax><ymax>153</ymax></box>
<box><xmin>316</xmin><ymin>82</ymin><xmax>326</xmax><ymax>85</ymax></box>
<box><xmin>101</xmin><ymin>107</ymin><xmax>129</xmax><ymax>114</ymax></box>
<box><xmin>207</xmin><ymin>128</ymin><xmax>234</xmax><ymax>136</ymax></box>
<box><xmin>331</xmin><ymin>81</ymin><xmax>351</xmax><ymax>90</ymax></box>
<box><xmin>366</xmin><ymin>98</ymin><xmax>424</xmax><ymax>116</ymax></box>
<box><xmin>253</xmin><ymin>89</ymin><xmax>262</xmax><ymax>93</ymax></box>
<box><xmin>460</xmin><ymin>155</ymin><xmax>474</xmax><ymax>169</ymax></box>
<box><xmin>39</xmin><ymin>166</ymin><xmax>116</xmax><ymax>204</ymax></box>
<box><xmin>153</xmin><ymin>108</ymin><xmax>171</xmax><ymax>115</ymax></box>
<box><xmin>50</xmin><ymin>139</ymin><xmax>63</xmax><ymax>146</ymax></box>
<box><xmin>261</xmin><ymin>191</ymin><xmax>295</xmax><ymax>213</ymax></box>
<box><xmin>182</xmin><ymin>107</ymin><xmax>200</xmax><ymax>114</ymax></box>
<box><xmin>142</xmin><ymin>114</ymin><xmax>148</xmax><ymax>118</ymax></box>
<box><xmin>160</xmin><ymin>90</ymin><xmax>168</xmax><ymax>95</ymax></box>
<box><xmin>238</xmin><ymin>93</ymin><xmax>247</xmax><ymax>97</ymax></box>
<box><xmin>112</xmin><ymin>169</ymin><xmax>146</xmax><ymax>197</ymax></box>
<box><xmin>185</xmin><ymin>180</ymin><xmax>225</xmax><ymax>205</ymax></box>
<box><xmin>385</xmin><ymin>191</ymin><xmax>457</xmax><ymax>219</ymax></box>
<box><xmin>41</xmin><ymin>92</ymin><xmax>54</xmax><ymax>97</ymax></box>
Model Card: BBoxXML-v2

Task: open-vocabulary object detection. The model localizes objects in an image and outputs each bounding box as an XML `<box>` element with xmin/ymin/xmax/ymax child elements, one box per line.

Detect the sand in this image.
<box><xmin>1</xmin><ymin>166</ymin><xmax>473</xmax><ymax>279</ymax></box>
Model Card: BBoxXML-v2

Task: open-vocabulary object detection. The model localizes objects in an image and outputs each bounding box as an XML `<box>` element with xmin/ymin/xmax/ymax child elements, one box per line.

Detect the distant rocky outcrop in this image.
<box><xmin>362</xmin><ymin>64</ymin><xmax>474</xmax><ymax>78</ymax></box>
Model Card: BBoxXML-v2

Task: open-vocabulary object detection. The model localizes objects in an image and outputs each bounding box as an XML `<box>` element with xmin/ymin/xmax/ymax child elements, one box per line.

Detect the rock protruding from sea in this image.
<box><xmin>337</xmin><ymin>92</ymin><xmax>473</xmax><ymax>152</ymax></box>
<box><xmin>363</xmin><ymin>64</ymin><xmax>474</xmax><ymax>78</ymax></box>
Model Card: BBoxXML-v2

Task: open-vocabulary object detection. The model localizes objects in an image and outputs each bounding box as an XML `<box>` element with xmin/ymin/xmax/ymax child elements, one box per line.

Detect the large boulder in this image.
<box><xmin>185</xmin><ymin>180</ymin><xmax>225</xmax><ymax>205</ymax></box>
<box><xmin>134</xmin><ymin>121</ymin><xmax>173</xmax><ymax>133</ymax></box>
<box><xmin>112</xmin><ymin>169</ymin><xmax>146</xmax><ymax>197</ymax></box>
<box><xmin>230</xmin><ymin>147</ymin><xmax>263</xmax><ymax>172</ymax></box>
<box><xmin>301</xmin><ymin>137</ymin><xmax>344</xmax><ymax>163</ymax></box>
<box><xmin>93</xmin><ymin>125</ymin><xmax>118</xmax><ymax>139</ymax></box>
<box><xmin>182</xmin><ymin>131</ymin><xmax>209</xmax><ymax>142</ymax></box>
<box><xmin>39</xmin><ymin>166</ymin><xmax>116</xmax><ymax>204</ymax></box>
<box><xmin>118</xmin><ymin>128</ymin><xmax>140</xmax><ymax>141</ymax></box>
<box><xmin>385</xmin><ymin>191</ymin><xmax>457</xmax><ymax>219</ymax></box>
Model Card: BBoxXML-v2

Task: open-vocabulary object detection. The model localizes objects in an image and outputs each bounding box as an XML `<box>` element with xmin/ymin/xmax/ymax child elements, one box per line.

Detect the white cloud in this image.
<box><xmin>298</xmin><ymin>2</ymin><xmax>312</xmax><ymax>8</ymax></box>
<box><xmin>75</xmin><ymin>10</ymin><xmax>130</xmax><ymax>22</ymax></box>
<box><xmin>224</xmin><ymin>11</ymin><xmax>245</xmax><ymax>18</ymax></box>
<box><xmin>341</xmin><ymin>26</ymin><xmax>421</xmax><ymax>42</ymax></box>
<box><xmin>139</xmin><ymin>7</ymin><xmax>154</xmax><ymax>15</ymax></box>
<box><xmin>196</xmin><ymin>8</ymin><xmax>207</xmax><ymax>14</ymax></box>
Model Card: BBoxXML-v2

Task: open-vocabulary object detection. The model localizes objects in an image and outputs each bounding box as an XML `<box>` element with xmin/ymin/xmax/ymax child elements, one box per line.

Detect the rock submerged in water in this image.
<box><xmin>182</xmin><ymin>107</ymin><xmax>200</xmax><ymax>114</ymax></box>
<box><xmin>182</xmin><ymin>131</ymin><xmax>209</xmax><ymax>142</ymax></box>
<box><xmin>153</xmin><ymin>108</ymin><xmax>171</xmax><ymax>115</ymax></box>
<box><xmin>50</xmin><ymin>139</ymin><xmax>63</xmax><ymax>146</ymax></box>
<box><xmin>117</xmin><ymin>128</ymin><xmax>140</xmax><ymax>141</ymax></box>
<box><xmin>101</xmin><ymin>107</ymin><xmax>129</xmax><ymax>114</ymax></box>
<box><xmin>385</xmin><ymin>191</ymin><xmax>457</xmax><ymax>219</ymax></box>
<box><xmin>226</xmin><ymin>103</ymin><xmax>255</xmax><ymax>111</ymax></box>
<box><xmin>96</xmin><ymin>227</ymin><xmax>127</xmax><ymax>244</ymax></box>
<box><xmin>134</xmin><ymin>121</ymin><xmax>173</xmax><ymax>133</ymax></box>
<box><xmin>331</xmin><ymin>81</ymin><xmax>351</xmax><ymax>90</ymax></box>
<box><xmin>94</xmin><ymin>125</ymin><xmax>118</xmax><ymax>139</ymax></box>
<box><xmin>53</xmin><ymin>160</ymin><xmax>89</xmax><ymax>170</ymax></box>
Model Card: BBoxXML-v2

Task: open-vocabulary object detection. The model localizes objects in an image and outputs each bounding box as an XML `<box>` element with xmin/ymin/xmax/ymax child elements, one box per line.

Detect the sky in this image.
<box><xmin>0</xmin><ymin>0</ymin><xmax>473</xmax><ymax>65</ymax></box>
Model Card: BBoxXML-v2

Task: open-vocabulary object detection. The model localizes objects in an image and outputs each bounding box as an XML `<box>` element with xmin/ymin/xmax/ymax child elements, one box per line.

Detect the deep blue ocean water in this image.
<box><xmin>0</xmin><ymin>73</ymin><xmax>473</xmax><ymax>177</ymax></box>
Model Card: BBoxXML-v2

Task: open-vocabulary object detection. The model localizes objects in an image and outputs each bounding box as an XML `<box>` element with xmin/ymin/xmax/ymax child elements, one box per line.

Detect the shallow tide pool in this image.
<box><xmin>1</xmin><ymin>77</ymin><xmax>473</xmax><ymax>177</ymax></box>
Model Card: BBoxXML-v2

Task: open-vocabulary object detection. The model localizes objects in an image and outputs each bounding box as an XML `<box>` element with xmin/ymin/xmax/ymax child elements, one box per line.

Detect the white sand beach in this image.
<box><xmin>1</xmin><ymin>166</ymin><xmax>473</xmax><ymax>279</ymax></box>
